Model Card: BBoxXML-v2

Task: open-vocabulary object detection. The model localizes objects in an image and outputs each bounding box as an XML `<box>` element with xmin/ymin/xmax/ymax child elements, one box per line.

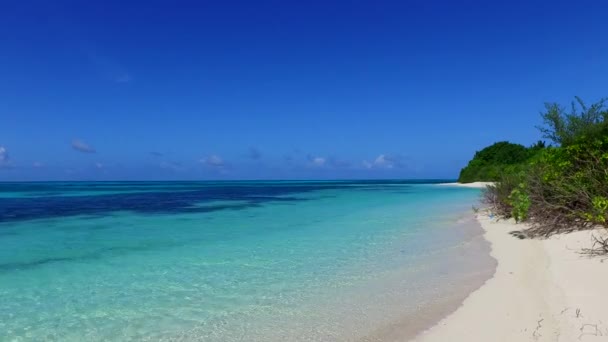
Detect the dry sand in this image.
<box><xmin>437</xmin><ymin>182</ymin><xmax>495</xmax><ymax>189</ymax></box>
<box><xmin>414</xmin><ymin>214</ymin><xmax>608</xmax><ymax>341</ymax></box>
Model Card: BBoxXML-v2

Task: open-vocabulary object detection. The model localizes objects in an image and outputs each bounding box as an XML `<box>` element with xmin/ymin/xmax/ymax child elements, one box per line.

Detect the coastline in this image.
<box><xmin>360</xmin><ymin>212</ymin><xmax>495</xmax><ymax>342</ymax></box>
<box><xmin>436</xmin><ymin>181</ymin><xmax>494</xmax><ymax>188</ymax></box>
<box><xmin>414</xmin><ymin>213</ymin><xmax>608</xmax><ymax>342</ymax></box>
<box><xmin>0</xmin><ymin>181</ymin><xmax>496</xmax><ymax>341</ymax></box>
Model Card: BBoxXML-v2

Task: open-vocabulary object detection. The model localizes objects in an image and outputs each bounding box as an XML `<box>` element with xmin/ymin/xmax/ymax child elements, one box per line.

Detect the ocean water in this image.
<box><xmin>0</xmin><ymin>181</ymin><xmax>492</xmax><ymax>341</ymax></box>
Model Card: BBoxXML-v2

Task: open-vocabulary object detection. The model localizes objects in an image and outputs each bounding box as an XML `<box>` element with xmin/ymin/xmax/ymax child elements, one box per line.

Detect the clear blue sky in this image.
<box><xmin>2</xmin><ymin>0</ymin><xmax>607</xmax><ymax>181</ymax></box>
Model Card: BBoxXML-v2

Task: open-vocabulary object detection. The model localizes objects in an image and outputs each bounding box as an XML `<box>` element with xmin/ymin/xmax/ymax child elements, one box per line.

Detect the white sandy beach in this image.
<box><xmin>437</xmin><ymin>182</ymin><xmax>495</xmax><ymax>188</ymax></box>
<box><xmin>414</xmin><ymin>214</ymin><xmax>608</xmax><ymax>342</ymax></box>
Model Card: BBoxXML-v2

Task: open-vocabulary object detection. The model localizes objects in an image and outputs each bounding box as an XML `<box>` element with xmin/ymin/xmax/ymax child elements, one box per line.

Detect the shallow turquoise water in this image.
<box><xmin>0</xmin><ymin>181</ymin><xmax>488</xmax><ymax>341</ymax></box>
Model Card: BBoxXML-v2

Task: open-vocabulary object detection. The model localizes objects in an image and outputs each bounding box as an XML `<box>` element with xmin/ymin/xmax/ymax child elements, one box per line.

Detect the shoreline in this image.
<box><xmin>436</xmin><ymin>181</ymin><xmax>495</xmax><ymax>188</ymax></box>
<box><xmin>360</xmin><ymin>213</ymin><xmax>495</xmax><ymax>342</ymax></box>
<box><xmin>414</xmin><ymin>214</ymin><xmax>608</xmax><ymax>342</ymax></box>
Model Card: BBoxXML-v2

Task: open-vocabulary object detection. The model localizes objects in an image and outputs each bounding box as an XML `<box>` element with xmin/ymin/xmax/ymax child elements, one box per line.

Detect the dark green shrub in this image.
<box><xmin>523</xmin><ymin>136</ymin><xmax>608</xmax><ymax>235</ymax></box>
<box><xmin>458</xmin><ymin>142</ymin><xmax>539</xmax><ymax>183</ymax></box>
<box><xmin>478</xmin><ymin>97</ymin><xmax>608</xmax><ymax>239</ymax></box>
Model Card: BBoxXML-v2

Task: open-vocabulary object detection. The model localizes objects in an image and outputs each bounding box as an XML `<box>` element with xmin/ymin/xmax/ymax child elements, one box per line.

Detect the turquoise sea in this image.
<box><xmin>0</xmin><ymin>181</ymin><xmax>493</xmax><ymax>341</ymax></box>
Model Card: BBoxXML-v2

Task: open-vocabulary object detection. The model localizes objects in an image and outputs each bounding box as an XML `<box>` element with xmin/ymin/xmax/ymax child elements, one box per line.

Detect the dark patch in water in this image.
<box><xmin>0</xmin><ymin>242</ymin><xmax>178</xmax><ymax>272</ymax></box>
<box><xmin>0</xmin><ymin>181</ymin><xmax>441</xmax><ymax>223</ymax></box>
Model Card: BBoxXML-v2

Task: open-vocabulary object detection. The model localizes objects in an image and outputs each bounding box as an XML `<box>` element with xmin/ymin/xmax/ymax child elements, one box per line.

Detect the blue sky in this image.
<box><xmin>1</xmin><ymin>0</ymin><xmax>607</xmax><ymax>181</ymax></box>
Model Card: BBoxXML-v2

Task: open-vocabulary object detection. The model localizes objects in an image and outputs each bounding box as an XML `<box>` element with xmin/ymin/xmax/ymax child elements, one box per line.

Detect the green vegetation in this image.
<box><xmin>463</xmin><ymin>97</ymin><xmax>608</xmax><ymax>251</ymax></box>
<box><xmin>457</xmin><ymin>141</ymin><xmax>545</xmax><ymax>183</ymax></box>
<box><xmin>537</xmin><ymin>96</ymin><xmax>608</xmax><ymax>146</ymax></box>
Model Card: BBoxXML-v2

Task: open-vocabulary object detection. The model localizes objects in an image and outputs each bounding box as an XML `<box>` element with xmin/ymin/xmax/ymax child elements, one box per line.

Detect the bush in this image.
<box><xmin>482</xmin><ymin>170</ymin><xmax>523</xmax><ymax>217</ymax></box>
<box><xmin>458</xmin><ymin>141</ymin><xmax>540</xmax><ymax>183</ymax></box>
<box><xmin>485</xmin><ymin>138</ymin><xmax>608</xmax><ymax>235</ymax></box>
<box><xmin>538</xmin><ymin>97</ymin><xmax>608</xmax><ymax>146</ymax></box>
<box><xmin>508</xmin><ymin>183</ymin><xmax>531</xmax><ymax>222</ymax></box>
<box><xmin>479</xmin><ymin>97</ymin><xmax>608</xmax><ymax>240</ymax></box>
<box><xmin>523</xmin><ymin>137</ymin><xmax>608</xmax><ymax>235</ymax></box>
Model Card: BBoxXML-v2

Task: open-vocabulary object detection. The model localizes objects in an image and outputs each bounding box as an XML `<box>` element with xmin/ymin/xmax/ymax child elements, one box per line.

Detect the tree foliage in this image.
<box><xmin>478</xmin><ymin>97</ymin><xmax>608</xmax><ymax>249</ymax></box>
<box><xmin>537</xmin><ymin>96</ymin><xmax>608</xmax><ymax>146</ymax></box>
<box><xmin>458</xmin><ymin>141</ymin><xmax>542</xmax><ymax>183</ymax></box>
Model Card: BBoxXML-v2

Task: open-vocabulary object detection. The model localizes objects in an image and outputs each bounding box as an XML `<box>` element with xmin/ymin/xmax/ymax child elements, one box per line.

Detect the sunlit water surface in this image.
<box><xmin>0</xmin><ymin>181</ymin><xmax>492</xmax><ymax>341</ymax></box>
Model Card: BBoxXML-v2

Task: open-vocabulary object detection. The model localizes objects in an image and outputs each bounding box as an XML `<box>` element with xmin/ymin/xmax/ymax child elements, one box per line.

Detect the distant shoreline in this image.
<box><xmin>436</xmin><ymin>181</ymin><xmax>494</xmax><ymax>188</ymax></box>
<box><xmin>414</xmin><ymin>213</ymin><xmax>608</xmax><ymax>342</ymax></box>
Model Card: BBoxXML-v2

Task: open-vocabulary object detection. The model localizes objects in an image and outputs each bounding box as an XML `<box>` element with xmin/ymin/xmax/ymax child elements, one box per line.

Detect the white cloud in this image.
<box><xmin>374</xmin><ymin>154</ymin><xmax>394</xmax><ymax>169</ymax></box>
<box><xmin>71</xmin><ymin>139</ymin><xmax>96</xmax><ymax>153</ymax></box>
<box><xmin>200</xmin><ymin>155</ymin><xmax>225</xmax><ymax>167</ymax></box>
<box><xmin>305</xmin><ymin>153</ymin><xmax>327</xmax><ymax>168</ymax></box>
<box><xmin>363</xmin><ymin>154</ymin><xmax>407</xmax><ymax>169</ymax></box>
<box><xmin>0</xmin><ymin>146</ymin><xmax>10</xmax><ymax>168</ymax></box>
<box><xmin>305</xmin><ymin>155</ymin><xmax>351</xmax><ymax>169</ymax></box>
<box><xmin>311</xmin><ymin>157</ymin><xmax>326</xmax><ymax>167</ymax></box>
<box><xmin>0</xmin><ymin>146</ymin><xmax>8</xmax><ymax>162</ymax></box>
